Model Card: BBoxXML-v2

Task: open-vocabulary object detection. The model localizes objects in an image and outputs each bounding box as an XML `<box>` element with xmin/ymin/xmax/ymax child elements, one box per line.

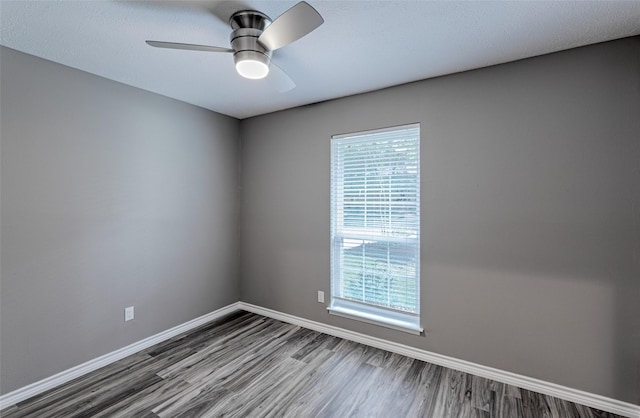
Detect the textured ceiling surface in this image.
<box><xmin>2</xmin><ymin>1</ymin><xmax>640</xmax><ymax>119</ymax></box>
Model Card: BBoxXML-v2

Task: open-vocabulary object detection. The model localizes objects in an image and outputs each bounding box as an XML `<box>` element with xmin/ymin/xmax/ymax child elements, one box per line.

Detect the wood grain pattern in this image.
<box><xmin>1</xmin><ymin>311</ymin><xmax>622</xmax><ymax>418</ymax></box>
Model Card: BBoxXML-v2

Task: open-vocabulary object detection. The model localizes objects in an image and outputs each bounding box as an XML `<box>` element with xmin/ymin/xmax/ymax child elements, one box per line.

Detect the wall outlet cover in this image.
<box><xmin>125</xmin><ymin>306</ymin><xmax>134</xmax><ymax>321</ymax></box>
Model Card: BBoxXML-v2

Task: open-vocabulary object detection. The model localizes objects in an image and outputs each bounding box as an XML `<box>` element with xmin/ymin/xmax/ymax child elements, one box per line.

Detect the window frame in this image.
<box><xmin>328</xmin><ymin>123</ymin><xmax>422</xmax><ymax>335</ymax></box>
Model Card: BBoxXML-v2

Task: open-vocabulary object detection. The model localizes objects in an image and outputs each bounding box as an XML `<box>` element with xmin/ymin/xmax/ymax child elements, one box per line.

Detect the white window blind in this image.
<box><xmin>329</xmin><ymin>124</ymin><xmax>421</xmax><ymax>334</ymax></box>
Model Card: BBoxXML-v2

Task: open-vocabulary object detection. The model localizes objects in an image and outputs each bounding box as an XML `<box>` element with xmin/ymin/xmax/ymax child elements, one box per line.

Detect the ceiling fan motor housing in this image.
<box><xmin>230</xmin><ymin>11</ymin><xmax>273</xmax><ymax>70</ymax></box>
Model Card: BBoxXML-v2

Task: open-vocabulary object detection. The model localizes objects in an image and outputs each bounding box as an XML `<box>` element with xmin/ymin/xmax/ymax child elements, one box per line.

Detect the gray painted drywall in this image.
<box><xmin>1</xmin><ymin>37</ymin><xmax>639</xmax><ymax>406</ymax></box>
<box><xmin>240</xmin><ymin>37</ymin><xmax>640</xmax><ymax>404</ymax></box>
<box><xmin>0</xmin><ymin>47</ymin><xmax>240</xmax><ymax>394</ymax></box>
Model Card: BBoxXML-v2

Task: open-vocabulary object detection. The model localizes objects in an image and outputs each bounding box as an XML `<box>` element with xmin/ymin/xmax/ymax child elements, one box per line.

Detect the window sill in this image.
<box><xmin>327</xmin><ymin>305</ymin><xmax>423</xmax><ymax>335</ymax></box>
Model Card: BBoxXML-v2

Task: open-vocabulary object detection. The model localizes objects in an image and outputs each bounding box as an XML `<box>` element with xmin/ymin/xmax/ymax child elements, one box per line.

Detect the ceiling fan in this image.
<box><xmin>146</xmin><ymin>1</ymin><xmax>324</xmax><ymax>92</ymax></box>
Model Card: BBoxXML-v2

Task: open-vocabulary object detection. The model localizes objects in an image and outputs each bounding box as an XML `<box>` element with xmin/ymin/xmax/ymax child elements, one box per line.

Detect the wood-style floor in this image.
<box><xmin>1</xmin><ymin>311</ymin><xmax>621</xmax><ymax>418</ymax></box>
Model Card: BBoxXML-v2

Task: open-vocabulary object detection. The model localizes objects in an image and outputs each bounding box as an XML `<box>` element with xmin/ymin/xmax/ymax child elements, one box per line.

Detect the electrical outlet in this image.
<box><xmin>125</xmin><ymin>306</ymin><xmax>134</xmax><ymax>322</ymax></box>
<box><xmin>317</xmin><ymin>291</ymin><xmax>325</xmax><ymax>303</ymax></box>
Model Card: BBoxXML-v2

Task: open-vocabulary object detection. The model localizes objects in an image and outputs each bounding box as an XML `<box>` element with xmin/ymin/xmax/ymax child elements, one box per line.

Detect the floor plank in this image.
<box><xmin>1</xmin><ymin>312</ymin><xmax>624</xmax><ymax>418</ymax></box>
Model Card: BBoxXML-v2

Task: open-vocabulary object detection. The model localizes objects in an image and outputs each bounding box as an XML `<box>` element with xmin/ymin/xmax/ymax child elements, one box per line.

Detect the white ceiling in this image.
<box><xmin>2</xmin><ymin>1</ymin><xmax>640</xmax><ymax>119</ymax></box>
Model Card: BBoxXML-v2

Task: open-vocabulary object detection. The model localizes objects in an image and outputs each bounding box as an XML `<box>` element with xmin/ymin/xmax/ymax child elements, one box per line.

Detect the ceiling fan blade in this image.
<box><xmin>146</xmin><ymin>41</ymin><xmax>233</xmax><ymax>53</ymax></box>
<box><xmin>258</xmin><ymin>1</ymin><xmax>324</xmax><ymax>51</ymax></box>
<box><xmin>268</xmin><ymin>62</ymin><xmax>296</xmax><ymax>92</ymax></box>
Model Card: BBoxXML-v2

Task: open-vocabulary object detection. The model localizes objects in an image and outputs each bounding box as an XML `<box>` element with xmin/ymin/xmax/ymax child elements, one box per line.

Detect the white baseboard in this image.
<box><xmin>2</xmin><ymin>301</ymin><xmax>638</xmax><ymax>417</ymax></box>
<box><xmin>0</xmin><ymin>302</ymin><xmax>241</xmax><ymax>410</ymax></box>
<box><xmin>238</xmin><ymin>302</ymin><xmax>640</xmax><ymax>418</ymax></box>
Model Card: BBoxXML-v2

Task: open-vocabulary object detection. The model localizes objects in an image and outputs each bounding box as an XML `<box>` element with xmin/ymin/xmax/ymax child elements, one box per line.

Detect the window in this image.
<box><xmin>329</xmin><ymin>123</ymin><xmax>421</xmax><ymax>334</ymax></box>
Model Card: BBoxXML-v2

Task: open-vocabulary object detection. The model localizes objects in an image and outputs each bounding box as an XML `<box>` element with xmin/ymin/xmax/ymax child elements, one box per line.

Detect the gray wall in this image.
<box><xmin>0</xmin><ymin>47</ymin><xmax>240</xmax><ymax>394</ymax></box>
<box><xmin>2</xmin><ymin>37</ymin><xmax>639</xmax><ymax>405</ymax></box>
<box><xmin>240</xmin><ymin>37</ymin><xmax>640</xmax><ymax>404</ymax></box>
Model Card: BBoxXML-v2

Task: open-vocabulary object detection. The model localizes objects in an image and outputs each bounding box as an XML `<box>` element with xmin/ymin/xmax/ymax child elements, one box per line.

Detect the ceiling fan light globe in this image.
<box><xmin>236</xmin><ymin>59</ymin><xmax>270</xmax><ymax>79</ymax></box>
<box><xmin>234</xmin><ymin>50</ymin><xmax>271</xmax><ymax>79</ymax></box>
